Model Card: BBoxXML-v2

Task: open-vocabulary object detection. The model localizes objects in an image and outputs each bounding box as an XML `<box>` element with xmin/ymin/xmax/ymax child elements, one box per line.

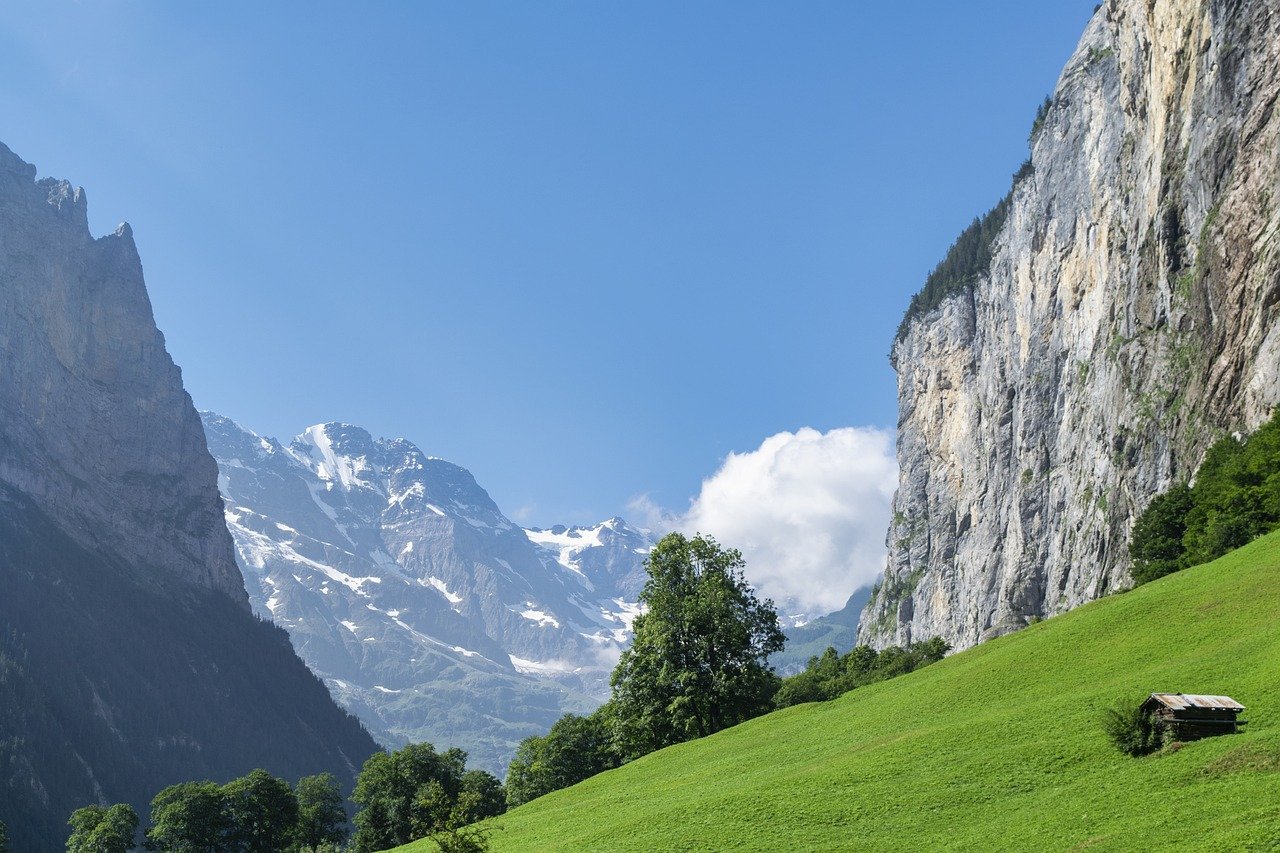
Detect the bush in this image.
<box><xmin>1102</xmin><ymin>702</ymin><xmax>1163</xmax><ymax>756</ymax></box>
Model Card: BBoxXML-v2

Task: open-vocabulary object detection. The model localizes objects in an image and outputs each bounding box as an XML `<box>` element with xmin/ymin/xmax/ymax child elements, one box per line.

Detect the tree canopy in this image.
<box><xmin>141</xmin><ymin>769</ymin><xmax>322</xmax><ymax>852</ymax></box>
<box><xmin>350</xmin><ymin>743</ymin><xmax>504</xmax><ymax>852</ymax></box>
<box><xmin>221</xmin><ymin>769</ymin><xmax>299</xmax><ymax>852</ymax></box>
<box><xmin>294</xmin><ymin>773</ymin><xmax>348</xmax><ymax>851</ymax></box>
<box><xmin>66</xmin><ymin>803</ymin><xmax>138</xmax><ymax>853</ymax></box>
<box><xmin>610</xmin><ymin>533</ymin><xmax>785</xmax><ymax>759</ymax></box>
<box><xmin>774</xmin><ymin>638</ymin><xmax>949</xmax><ymax>708</ymax></box>
<box><xmin>146</xmin><ymin>781</ymin><xmax>229</xmax><ymax>852</ymax></box>
<box><xmin>505</xmin><ymin>708</ymin><xmax>620</xmax><ymax>807</ymax></box>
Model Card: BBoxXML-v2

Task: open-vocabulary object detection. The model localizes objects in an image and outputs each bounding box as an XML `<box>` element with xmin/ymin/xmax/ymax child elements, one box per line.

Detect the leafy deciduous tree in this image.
<box><xmin>221</xmin><ymin>769</ymin><xmax>298</xmax><ymax>853</ymax></box>
<box><xmin>504</xmin><ymin>709</ymin><xmax>619</xmax><ymax>807</ymax></box>
<box><xmin>610</xmin><ymin>533</ymin><xmax>785</xmax><ymax>760</ymax></box>
<box><xmin>146</xmin><ymin>781</ymin><xmax>229</xmax><ymax>852</ymax></box>
<box><xmin>66</xmin><ymin>803</ymin><xmax>138</xmax><ymax>853</ymax></box>
<box><xmin>294</xmin><ymin>773</ymin><xmax>348</xmax><ymax>851</ymax></box>
<box><xmin>351</xmin><ymin>743</ymin><xmax>502</xmax><ymax>852</ymax></box>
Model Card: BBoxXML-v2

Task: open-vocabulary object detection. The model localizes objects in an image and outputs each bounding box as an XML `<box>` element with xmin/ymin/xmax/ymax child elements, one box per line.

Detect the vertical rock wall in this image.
<box><xmin>861</xmin><ymin>0</ymin><xmax>1280</xmax><ymax>649</ymax></box>
<box><xmin>0</xmin><ymin>143</ymin><xmax>246</xmax><ymax>604</ymax></box>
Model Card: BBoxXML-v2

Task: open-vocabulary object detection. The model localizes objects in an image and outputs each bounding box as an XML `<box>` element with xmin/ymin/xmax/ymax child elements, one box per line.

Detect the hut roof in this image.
<box><xmin>1146</xmin><ymin>693</ymin><xmax>1244</xmax><ymax>712</ymax></box>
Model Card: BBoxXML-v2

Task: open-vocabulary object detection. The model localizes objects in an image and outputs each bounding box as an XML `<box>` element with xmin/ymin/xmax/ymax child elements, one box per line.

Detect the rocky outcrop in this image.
<box><xmin>0</xmin><ymin>142</ymin><xmax>245</xmax><ymax>604</ymax></box>
<box><xmin>861</xmin><ymin>0</ymin><xmax>1280</xmax><ymax>650</ymax></box>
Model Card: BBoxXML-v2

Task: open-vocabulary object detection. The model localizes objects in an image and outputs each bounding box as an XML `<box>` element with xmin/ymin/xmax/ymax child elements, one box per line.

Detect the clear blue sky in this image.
<box><xmin>0</xmin><ymin>2</ymin><xmax>1095</xmax><ymax>526</ymax></box>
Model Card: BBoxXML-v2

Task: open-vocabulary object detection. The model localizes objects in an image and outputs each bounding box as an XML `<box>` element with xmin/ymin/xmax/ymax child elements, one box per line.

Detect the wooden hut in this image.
<box><xmin>1141</xmin><ymin>693</ymin><xmax>1246</xmax><ymax>742</ymax></box>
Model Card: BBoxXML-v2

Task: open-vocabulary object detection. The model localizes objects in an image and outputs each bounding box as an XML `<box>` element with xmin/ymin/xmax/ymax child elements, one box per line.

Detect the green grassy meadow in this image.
<box><xmin>398</xmin><ymin>532</ymin><xmax>1280</xmax><ymax>851</ymax></box>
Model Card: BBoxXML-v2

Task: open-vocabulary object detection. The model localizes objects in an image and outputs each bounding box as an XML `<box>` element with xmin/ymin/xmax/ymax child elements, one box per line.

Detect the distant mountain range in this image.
<box><xmin>202</xmin><ymin>413</ymin><xmax>656</xmax><ymax>773</ymax></box>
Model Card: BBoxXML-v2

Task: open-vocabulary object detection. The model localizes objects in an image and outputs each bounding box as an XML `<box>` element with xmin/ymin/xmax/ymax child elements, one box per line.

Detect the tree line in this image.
<box><xmin>1130</xmin><ymin>410</ymin><xmax>1280</xmax><ymax>585</ymax></box>
<box><xmin>57</xmin><ymin>741</ymin><xmax>504</xmax><ymax>852</ymax></box>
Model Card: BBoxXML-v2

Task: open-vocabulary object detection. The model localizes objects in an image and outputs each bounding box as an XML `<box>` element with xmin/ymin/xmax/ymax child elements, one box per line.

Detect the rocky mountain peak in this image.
<box><xmin>202</xmin><ymin>411</ymin><xmax>657</xmax><ymax>772</ymax></box>
<box><xmin>0</xmin><ymin>146</ymin><xmax>246</xmax><ymax>605</ymax></box>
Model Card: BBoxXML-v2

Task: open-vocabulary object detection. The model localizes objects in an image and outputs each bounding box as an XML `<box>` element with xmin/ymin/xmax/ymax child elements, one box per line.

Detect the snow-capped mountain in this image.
<box><xmin>201</xmin><ymin>412</ymin><xmax>654</xmax><ymax>773</ymax></box>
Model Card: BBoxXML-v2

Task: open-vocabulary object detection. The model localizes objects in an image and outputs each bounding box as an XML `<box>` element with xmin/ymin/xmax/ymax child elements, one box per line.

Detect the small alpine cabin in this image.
<box><xmin>1141</xmin><ymin>693</ymin><xmax>1246</xmax><ymax>742</ymax></box>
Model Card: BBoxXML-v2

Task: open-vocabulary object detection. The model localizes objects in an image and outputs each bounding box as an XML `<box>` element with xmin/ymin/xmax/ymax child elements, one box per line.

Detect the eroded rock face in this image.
<box><xmin>0</xmin><ymin>143</ymin><xmax>246</xmax><ymax>604</ymax></box>
<box><xmin>861</xmin><ymin>0</ymin><xmax>1280</xmax><ymax>650</ymax></box>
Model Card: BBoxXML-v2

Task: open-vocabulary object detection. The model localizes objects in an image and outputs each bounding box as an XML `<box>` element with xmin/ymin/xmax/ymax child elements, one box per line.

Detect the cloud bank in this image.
<box><xmin>630</xmin><ymin>426</ymin><xmax>898</xmax><ymax>617</ymax></box>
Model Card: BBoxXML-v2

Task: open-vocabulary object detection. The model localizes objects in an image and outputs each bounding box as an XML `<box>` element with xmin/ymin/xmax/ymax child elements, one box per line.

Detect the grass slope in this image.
<box><xmin>399</xmin><ymin>533</ymin><xmax>1280</xmax><ymax>851</ymax></box>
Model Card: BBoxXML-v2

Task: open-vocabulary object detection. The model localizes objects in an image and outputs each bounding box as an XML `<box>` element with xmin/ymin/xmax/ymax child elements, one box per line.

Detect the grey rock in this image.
<box><xmin>0</xmin><ymin>142</ymin><xmax>245</xmax><ymax>605</ymax></box>
<box><xmin>0</xmin><ymin>142</ymin><xmax>377</xmax><ymax>852</ymax></box>
<box><xmin>861</xmin><ymin>1</ymin><xmax>1280</xmax><ymax>650</ymax></box>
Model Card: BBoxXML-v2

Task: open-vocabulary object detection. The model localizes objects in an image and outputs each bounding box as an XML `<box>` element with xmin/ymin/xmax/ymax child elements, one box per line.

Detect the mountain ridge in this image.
<box><xmin>203</xmin><ymin>411</ymin><xmax>656</xmax><ymax>773</ymax></box>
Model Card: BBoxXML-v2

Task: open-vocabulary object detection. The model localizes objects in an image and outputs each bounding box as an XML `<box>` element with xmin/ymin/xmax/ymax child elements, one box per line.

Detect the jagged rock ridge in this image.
<box><xmin>861</xmin><ymin>0</ymin><xmax>1280</xmax><ymax>650</ymax></box>
<box><xmin>0</xmin><ymin>144</ymin><xmax>244</xmax><ymax>603</ymax></box>
<box><xmin>203</xmin><ymin>413</ymin><xmax>654</xmax><ymax>773</ymax></box>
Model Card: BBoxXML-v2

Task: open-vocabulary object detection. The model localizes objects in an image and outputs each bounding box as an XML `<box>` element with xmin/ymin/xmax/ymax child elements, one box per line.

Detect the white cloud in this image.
<box><xmin>629</xmin><ymin>427</ymin><xmax>897</xmax><ymax>617</ymax></box>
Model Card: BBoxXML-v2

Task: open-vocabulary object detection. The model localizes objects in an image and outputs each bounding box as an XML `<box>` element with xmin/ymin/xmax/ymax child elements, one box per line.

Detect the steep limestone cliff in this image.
<box><xmin>0</xmin><ymin>143</ymin><xmax>377</xmax><ymax>851</ymax></box>
<box><xmin>861</xmin><ymin>0</ymin><xmax>1280</xmax><ymax>649</ymax></box>
<box><xmin>0</xmin><ymin>142</ymin><xmax>245</xmax><ymax>603</ymax></box>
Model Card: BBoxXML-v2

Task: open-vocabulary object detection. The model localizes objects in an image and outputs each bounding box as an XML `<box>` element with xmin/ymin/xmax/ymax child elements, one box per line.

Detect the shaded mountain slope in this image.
<box><xmin>0</xmin><ymin>142</ymin><xmax>378</xmax><ymax>850</ymax></box>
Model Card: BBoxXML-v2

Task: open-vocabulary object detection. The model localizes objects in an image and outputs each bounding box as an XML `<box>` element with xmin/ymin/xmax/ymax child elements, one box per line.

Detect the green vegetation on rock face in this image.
<box><xmin>395</xmin><ymin>531</ymin><xmax>1280</xmax><ymax>852</ymax></box>
<box><xmin>894</xmin><ymin>94</ymin><xmax>1052</xmax><ymax>347</ymax></box>
<box><xmin>894</xmin><ymin>195</ymin><xmax>1012</xmax><ymax>344</ymax></box>
<box><xmin>1131</xmin><ymin>410</ymin><xmax>1280</xmax><ymax>585</ymax></box>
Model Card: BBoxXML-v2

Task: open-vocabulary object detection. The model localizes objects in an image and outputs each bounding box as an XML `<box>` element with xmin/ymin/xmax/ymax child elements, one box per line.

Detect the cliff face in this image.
<box><xmin>0</xmin><ymin>143</ymin><xmax>377</xmax><ymax>851</ymax></box>
<box><xmin>0</xmin><ymin>143</ymin><xmax>245</xmax><ymax>603</ymax></box>
<box><xmin>861</xmin><ymin>0</ymin><xmax>1280</xmax><ymax>649</ymax></box>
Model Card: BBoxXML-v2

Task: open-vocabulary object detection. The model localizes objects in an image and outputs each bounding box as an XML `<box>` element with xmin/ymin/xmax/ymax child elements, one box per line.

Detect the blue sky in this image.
<box><xmin>1</xmin><ymin>2</ymin><xmax>1095</xmax><ymax>528</ymax></box>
